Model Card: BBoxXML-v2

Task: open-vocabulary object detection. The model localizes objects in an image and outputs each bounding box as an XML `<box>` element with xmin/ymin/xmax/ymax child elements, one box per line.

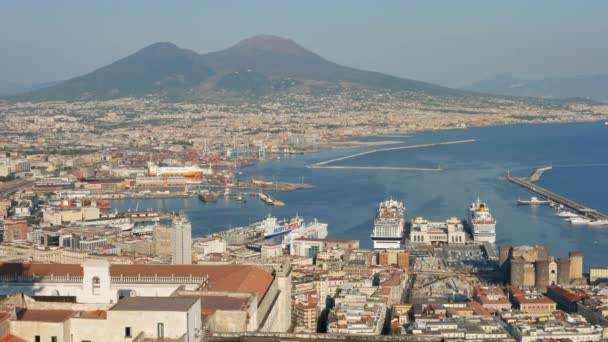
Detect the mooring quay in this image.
<box><xmin>506</xmin><ymin>167</ymin><xmax>608</xmax><ymax>221</ymax></box>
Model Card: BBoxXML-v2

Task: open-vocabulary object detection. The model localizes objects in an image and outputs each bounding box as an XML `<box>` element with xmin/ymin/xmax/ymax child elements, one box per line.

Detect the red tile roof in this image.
<box><xmin>17</xmin><ymin>309</ymin><xmax>74</xmax><ymax>322</ymax></box>
<box><xmin>0</xmin><ymin>263</ymin><xmax>274</xmax><ymax>304</ymax></box>
<box><xmin>547</xmin><ymin>285</ymin><xmax>588</xmax><ymax>303</ymax></box>
<box><xmin>0</xmin><ymin>335</ymin><xmax>28</xmax><ymax>342</ymax></box>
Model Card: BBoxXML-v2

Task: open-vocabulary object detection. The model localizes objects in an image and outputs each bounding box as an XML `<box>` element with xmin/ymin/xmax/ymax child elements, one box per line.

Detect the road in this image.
<box><xmin>0</xmin><ymin>178</ymin><xmax>35</xmax><ymax>197</ymax></box>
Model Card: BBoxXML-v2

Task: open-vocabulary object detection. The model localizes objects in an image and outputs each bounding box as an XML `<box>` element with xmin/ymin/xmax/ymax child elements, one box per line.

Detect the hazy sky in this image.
<box><xmin>1</xmin><ymin>0</ymin><xmax>607</xmax><ymax>87</ymax></box>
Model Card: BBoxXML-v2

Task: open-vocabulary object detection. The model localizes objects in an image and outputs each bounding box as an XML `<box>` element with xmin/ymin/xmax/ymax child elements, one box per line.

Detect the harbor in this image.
<box><xmin>507</xmin><ymin>167</ymin><xmax>608</xmax><ymax>221</ymax></box>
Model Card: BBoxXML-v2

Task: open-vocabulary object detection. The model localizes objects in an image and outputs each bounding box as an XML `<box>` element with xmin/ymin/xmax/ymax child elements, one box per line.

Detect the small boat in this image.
<box><xmin>517</xmin><ymin>196</ymin><xmax>551</xmax><ymax>205</ymax></box>
<box><xmin>588</xmin><ymin>220</ymin><xmax>608</xmax><ymax>226</ymax></box>
<box><xmin>557</xmin><ymin>210</ymin><xmax>578</xmax><ymax>218</ymax></box>
<box><xmin>569</xmin><ymin>217</ymin><xmax>591</xmax><ymax>224</ymax></box>
<box><xmin>199</xmin><ymin>192</ymin><xmax>219</xmax><ymax>202</ymax></box>
<box><xmin>234</xmin><ymin>194</ymin><xmax>246</xmax><ymax>202</ymax></box>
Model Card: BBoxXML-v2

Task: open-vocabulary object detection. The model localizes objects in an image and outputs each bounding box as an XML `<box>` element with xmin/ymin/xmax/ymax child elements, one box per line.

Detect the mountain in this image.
<box><xmin>0</xmin><ymin>80</ymin><xmax>57</xmax><ymax>96</ymax></box>
<box><xmin>13</xmin><ymin>35</ymin><xmax>468</xmax><ymax>101</ymax></box>
<box><xmin>15</xmin><ymin>43</ymin><xmax>214</xmax><ymax>101</ymax></box>
<box><xmin>463</xmin><ymin>73</ymin><xmax>608</xmax><ymax>103</ymax></box>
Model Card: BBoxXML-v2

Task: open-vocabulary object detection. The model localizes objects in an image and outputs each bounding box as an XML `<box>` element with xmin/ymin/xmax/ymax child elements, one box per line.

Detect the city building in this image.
<box><xmin>409</xmin><ymin>217</ymin><xmax>467</xmax><ymax>245</ymax></box>
<box><xmin>474</xmin><ymin>286</ymin><xmax>512</xmax><ymax>312</ymax></box>
<box><xmin>0</xmin><ymin>260</ymin><xmax>292</xmax><ymax>333</ymax></box>
<box><xmin>508</xmin><ymin>287</ymin><xmax>557</xmax><ymax>313</ymax></box>
<box><xmin>2</xmin><ymin>219</ymin><xmax>29</xmax><ymax>242</ymax></box>
<box><xmin>290</xmin><ymin>238</ymin><xmax>359</xmax><ymax>257</ymax></box>
<box><xmin>153</xmin><ymin>224</ymin><xmax>172</xmax><ymax>257</ymax></box>
<box><xmin>3</xmin><ymin>296</ymin><xmax>202</xmax><ymax>341</ymax></box>
<box><xmin>172</xmin><ymin>215</ymin><xmax>192</xmax><ymax>264</ymax></box>
<box><xmin>502</xmin><ymin>311</ymin><xmax>603</xmax><ymax>342</ymax></box>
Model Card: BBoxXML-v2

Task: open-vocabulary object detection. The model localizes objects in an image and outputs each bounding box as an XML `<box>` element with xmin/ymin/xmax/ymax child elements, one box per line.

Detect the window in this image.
<box><xmin>157</xmin><ymin>323</ymin><xmax>164</xmax><ymax>338</ymax></box>
<box><xmin>35</xmin><ymin>337</ymin><xmax>40</xmax><ymax>342</ymax></box>
<box><xmin>92</xmin><ymin>276</ymin><xmax>101</xmax><ymax>295</ymax></box>
<box><xmin>125</xmin><ymin>327</ymin><xmax>132</xmax><ymax>337</ymax></box>
<box><xmin>51</xmin><ymin>337</ymin><xmax>57</xmax><ymax>342</ymax></box>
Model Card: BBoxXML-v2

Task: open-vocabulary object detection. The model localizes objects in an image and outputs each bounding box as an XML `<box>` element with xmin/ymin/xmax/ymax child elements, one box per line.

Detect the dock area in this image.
<box><xmin>506</xmin><ymin>168</ymin><xmax>608</xmax><ymax>221</ymax></box>
<box><xmin>308</xmin><ymin>139</ymin><xmax>476</xmax><ymax>171</ymax></box>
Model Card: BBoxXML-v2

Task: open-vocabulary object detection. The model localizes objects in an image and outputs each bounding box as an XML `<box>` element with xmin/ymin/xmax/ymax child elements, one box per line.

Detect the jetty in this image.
<box><xmin>526</xmin><ymin>166</ymin><xmax>552</xmax><ymax>182</ymax></box>
<box><xmin>308</xmin><ymin>139</ymin><xmax>476</xmax><ymax>171</ymax></box>
<box><xmin>506</xmin><ymin>167</ymin><xmax>608</xmax><ymax>221</ymax></box>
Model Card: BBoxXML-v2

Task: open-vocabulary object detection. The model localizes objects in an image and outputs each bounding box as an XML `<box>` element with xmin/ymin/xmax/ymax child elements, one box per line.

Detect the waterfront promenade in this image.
<box><xmin>308</xmin><ymin>139</ymin><xmax>476</xmax><ymax>171</ymax></box>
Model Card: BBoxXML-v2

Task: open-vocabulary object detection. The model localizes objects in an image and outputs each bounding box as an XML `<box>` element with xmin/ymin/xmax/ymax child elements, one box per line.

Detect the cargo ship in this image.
<box><xmin>261</xmin><ymin>214</ymin><xmax>304</xmax><ymax>239</ymax></box>
<box><xmin>468</xmin><ymin>198</ymin><xmax>497</xmax><ymax>243</ymax></box>
<box><xmin>371</xmin><ymin>198</ymin><xmax>405</xmax><ymax>249</ymax></box>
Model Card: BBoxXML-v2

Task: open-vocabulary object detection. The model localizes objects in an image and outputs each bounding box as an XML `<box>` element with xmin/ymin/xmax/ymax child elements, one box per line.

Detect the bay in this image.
<box><xmin>111</xmin><ymin>122</ymin><xmax>608</xmax><ymax>268</ymax></box>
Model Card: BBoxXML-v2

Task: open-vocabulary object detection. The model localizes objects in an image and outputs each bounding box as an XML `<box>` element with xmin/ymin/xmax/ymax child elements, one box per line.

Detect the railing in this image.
<box><xmin>0</xmin><ymin>274</ymin><xmax>208</xmax><ymax>285</ymax></box>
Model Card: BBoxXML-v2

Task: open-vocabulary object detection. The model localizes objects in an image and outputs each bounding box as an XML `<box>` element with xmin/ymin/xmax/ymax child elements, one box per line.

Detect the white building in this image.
<box><xmin>7</xmin><ymin>296</ymin><xmax>202</xmax><ymax>342</ymax></box>
<box><xmin>410</xmin><ymin>217</ymin><xmax>467</xmax><ymax>245</ymax></box>
<box><xmin>193</xmin><ymin>237</ymin><xmax>226</xmax><ymax>257</ymax></box>
<box><xmin>0</xmin><ymin>260</ymin><xmax>293</xmax><ymax>335</ymax></box>
<box><xmin>172</xmin><ymin>215</ymin><xmax>192</xmax><ymax>264</ymax></box>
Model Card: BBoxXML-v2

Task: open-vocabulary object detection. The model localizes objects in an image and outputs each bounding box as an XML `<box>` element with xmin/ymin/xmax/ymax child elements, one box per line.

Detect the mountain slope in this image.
<box><xmin>13</xmin><ymin>35</ymin><xmax>471</xmax><ymax>101</ymax></box>
<box><xmin>17</xmin><ymin>43</ymin><xmax>215</xmax><ymax>101</ymax></box>
<box><xmin>463</xmin><ymin>74</ymin><xmax>608</xmax><ymax>102</ymax></box>
<box><xmin>201</xmin><ymin>35</ymin><xmax>460</xmax><ymax>95</ymax></box>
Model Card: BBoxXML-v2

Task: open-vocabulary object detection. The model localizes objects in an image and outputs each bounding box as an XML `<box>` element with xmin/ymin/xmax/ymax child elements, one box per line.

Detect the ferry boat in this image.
<box><xmin>517</xmin><ymin>196</ymin><xmax>550</xmax><ymax>205</ymax></box>
<box><xmin>469</xmin><ymin>198</ymin><xmax>497</xmax><ymax>244</ymax></box>
<box><xmin>284</xmin><ymin>218</ymin><xmax>329</xmax><ymax>253</ymax></box>
<box><xmin>371</xmin><ymin>198</ymin><xmax>405</xmax><ymax>249</ymax></box>
<box><xmin>261</xmin><ymin>214</ymin><xmax>304</xmax><ymax>239</ymax></box>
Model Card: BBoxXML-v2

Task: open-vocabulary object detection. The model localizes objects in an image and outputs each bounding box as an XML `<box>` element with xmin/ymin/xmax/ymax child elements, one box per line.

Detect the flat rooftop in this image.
<box><xmin>111</xmin><ymin>297</ymin><xmax>198</xmax><ymax>312</ymax></box>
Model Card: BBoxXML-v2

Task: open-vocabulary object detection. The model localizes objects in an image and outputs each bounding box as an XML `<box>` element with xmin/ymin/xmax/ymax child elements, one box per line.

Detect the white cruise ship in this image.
<box><xmin>371</xmin><ymin>198</ymin><xmax>405</xmax><ymax>249</ymax></box>
<box><xmin>468</xmin><ymin>198</ymin><xmax>497</xmax><ymax>244</ymax></box>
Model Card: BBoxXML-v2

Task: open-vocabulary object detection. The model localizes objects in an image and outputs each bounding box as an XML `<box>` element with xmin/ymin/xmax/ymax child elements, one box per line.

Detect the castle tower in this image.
<box><xmin>548</xmin><ymin>259</ymin><xmax>558</xmax><ymax>285</ymax></box>
<box><xmin>499</xmin><ymin>245</ymin><xmax>512</xmax><ymax>283</ymax></box>
<box><xmin>557</xmin><ymin>257</ymin><xmax>571</xmax><ymax>285</ymax></box>
<box><xmin>568</xmin><ymin>251</ymin><xmax>584</xmax><ymax>280</ymax></box>
<box><xmin>535</xmin><ymin>260</ymin><xmax>551</xmax><ymax>292</ymax></box>
<box><xmin>511</xmin><ymin>257</ymin><xmax>526</xmax><ymax>287</ymax></box>
<box><xmin>523</xmin><ymin>263</ymin><xmax>536</xmax><ymax>287</ymax></box>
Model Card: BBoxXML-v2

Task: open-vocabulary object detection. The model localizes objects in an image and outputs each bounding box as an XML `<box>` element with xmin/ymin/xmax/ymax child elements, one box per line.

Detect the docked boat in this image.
<box><xmin>371</xmin><ymin>198</ymin><xmax>405</xmax><ymax>249</ymax></box>
<box><xmin>261</xmin><ymin>214</ymin><xmax>304</xmax><ymax>239</ymax></box>
<box><xmin>517</xmin><ymin>196</ymin><xmax>550</xmax><ymax>205</ymax></box>
<box><xmin>569</xmin><ymin>217</ymin><xmax>591</xmax><ymax>224</ymax></box>
<box><xmin>234</xmin><ymin>193</ymin><xmax>246</xmax><ymax>202</ymax></box>
<box><xmin>469</xmin><ymin>198</ymin><xmax>497</xmax><ymax>244</ymax></box>
<box><xmin>258</xmin><ymin>192</ymin><xmax>274</xmax><ymax>205</ymax></box>
<box><xmin>557</xmin><ymin>210</ymin><xmax>579</xmax><ymax>218</ymax></box>
<box><xmin>198</xmin><ymin>192</ymin><xmax>219</xmax><ymax>202</ymax></box>
<box><xmin>588</xmin><ymin>220</ymin><xmax>608</xmax><ymax>226</ymax></box>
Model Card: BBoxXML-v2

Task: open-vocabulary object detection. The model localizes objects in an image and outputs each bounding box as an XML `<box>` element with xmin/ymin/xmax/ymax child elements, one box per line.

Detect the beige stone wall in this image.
<box><xmin>154</xmin><ymin>225</ymin><xmax>172</xmax><ymax>256</ymax></box>
<box><xmin>10</xmin><ymin>320</ymin><xmax>68</xmax><ymax>342</ymax></box>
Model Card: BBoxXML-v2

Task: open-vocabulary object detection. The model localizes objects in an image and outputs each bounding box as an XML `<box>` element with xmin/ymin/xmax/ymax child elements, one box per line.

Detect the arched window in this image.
<box><xmin>92</xmin><ymin>276</ymin><xmax>101</xmax><ymax>295</ymax></box>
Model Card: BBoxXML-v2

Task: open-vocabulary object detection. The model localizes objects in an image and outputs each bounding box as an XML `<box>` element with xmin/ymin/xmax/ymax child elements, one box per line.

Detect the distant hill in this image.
<box><xmin>0</xmin><ymin>80</ymin><xmax>57</xmax><ymax>96</ymax></box>
<box><xmin>15</xmin><ymin>43</ymin><xmax>214</xmax><ymax>101</ymax></box>
<box><xmin>11</xmin><ymin>35</ymin><xmax>469</xmax><ymax>102</ymax></box>
<box><xmin>463</xmin><ymin>74</ymin><xmax>608</xmax><ymax>103</ymax></box>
